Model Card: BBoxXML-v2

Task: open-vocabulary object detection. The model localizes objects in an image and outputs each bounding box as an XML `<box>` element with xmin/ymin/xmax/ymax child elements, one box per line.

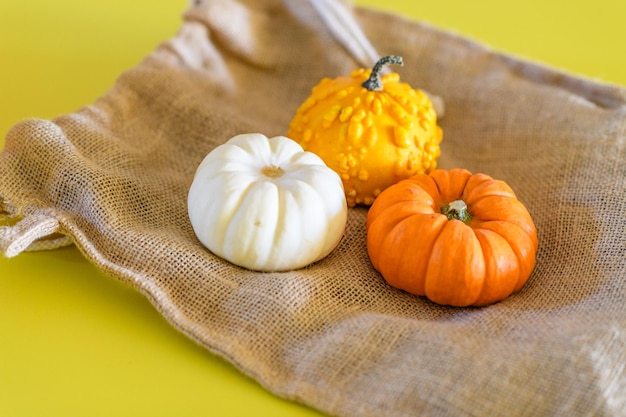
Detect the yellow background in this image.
<box><xmin>1</xmin><ymin>1</ymin><xmax>624</xmax><ymax>416</ymax></box>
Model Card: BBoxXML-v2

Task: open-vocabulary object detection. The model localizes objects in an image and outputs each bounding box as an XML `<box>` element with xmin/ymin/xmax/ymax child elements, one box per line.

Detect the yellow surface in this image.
<box><xmin>1</xmin><ymin>1</ymin><xmax>624</xmax><ymax>416</ymax></box>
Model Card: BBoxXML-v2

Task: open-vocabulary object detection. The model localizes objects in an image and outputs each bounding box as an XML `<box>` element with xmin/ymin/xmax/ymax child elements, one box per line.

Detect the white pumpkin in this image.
<box><xmin>188</xmin><ymin>133</ymin><xmax>348</xmax><ymax>272</ymax></box>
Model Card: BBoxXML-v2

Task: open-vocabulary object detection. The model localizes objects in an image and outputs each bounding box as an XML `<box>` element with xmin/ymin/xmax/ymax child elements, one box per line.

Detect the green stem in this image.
<box><xmin>361</xmin><ymin>55</ymin><xmax>403</xmax><ymax>91</ymax></box>
<box><xmin>441</xmin><ymin>200</ymin><xmax>472</xmax><ymax>224</ymax></box>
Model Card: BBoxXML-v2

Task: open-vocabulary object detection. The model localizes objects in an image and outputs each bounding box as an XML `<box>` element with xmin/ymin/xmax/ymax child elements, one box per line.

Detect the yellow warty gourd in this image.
<box><xmin>287</xmin><ymin>55</ymin><xmax>443</xmax><ymax>207</ymax></box>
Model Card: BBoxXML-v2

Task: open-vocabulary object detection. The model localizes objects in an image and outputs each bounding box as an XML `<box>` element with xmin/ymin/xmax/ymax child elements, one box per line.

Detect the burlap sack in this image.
<box><xmin>1</xmin><ymin>1</ymin><xmax>625</xmax><ymax>416</ymax></box>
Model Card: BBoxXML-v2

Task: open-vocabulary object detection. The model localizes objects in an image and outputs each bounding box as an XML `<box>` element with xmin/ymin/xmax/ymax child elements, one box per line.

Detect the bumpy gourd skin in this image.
<box><xmin>287</xmin><ymin>64</ymin><xmax>442</xmax><ymax>207</ymax></box>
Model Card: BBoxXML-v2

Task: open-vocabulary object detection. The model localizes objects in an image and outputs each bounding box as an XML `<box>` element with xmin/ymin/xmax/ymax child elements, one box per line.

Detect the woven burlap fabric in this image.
<box><xmin>1</xmin><ymin>1</ymin><xmax>625</xmax><ymax>416</ymax></box>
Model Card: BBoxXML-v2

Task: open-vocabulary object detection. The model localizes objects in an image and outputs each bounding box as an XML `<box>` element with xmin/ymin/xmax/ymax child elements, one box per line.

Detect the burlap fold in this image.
<box><xmin>1</xmin><ymin>1</ymin><xmax>625</xmax><ymax>416</ymax></box>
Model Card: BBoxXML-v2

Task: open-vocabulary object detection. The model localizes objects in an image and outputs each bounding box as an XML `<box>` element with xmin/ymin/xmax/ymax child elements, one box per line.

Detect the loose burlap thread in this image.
<box><xmin>1</xmin><ymin>1</ymin><xmax>625</xmax><ymax>416</ymax></box>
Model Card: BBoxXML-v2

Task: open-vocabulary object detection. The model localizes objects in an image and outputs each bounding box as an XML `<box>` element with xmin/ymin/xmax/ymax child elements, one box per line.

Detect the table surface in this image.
<box><xmin>1</xmin><ymin>1</ymin><xmax>624</xmax><ymax>416</ymax></box>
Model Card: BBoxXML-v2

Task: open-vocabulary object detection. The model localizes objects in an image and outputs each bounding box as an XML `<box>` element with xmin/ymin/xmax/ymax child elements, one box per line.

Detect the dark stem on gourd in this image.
<box><xmin>361</xmin><ymin>55</ymin><xmax>404</xmax><ymax>91</ymax></box>
<box><xmin>441</xmin><ymin>200</ymin><xmax>472</xmax><ymax>224</ymax></box>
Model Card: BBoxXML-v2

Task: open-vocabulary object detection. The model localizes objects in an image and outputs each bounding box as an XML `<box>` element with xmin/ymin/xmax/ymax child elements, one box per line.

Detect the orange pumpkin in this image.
<box><xmin>366</xmin><ymin>168</ymin><xmax>538</xmax><ymax>307</ymax></box>
<box><xmin>287</xmin><ymin>55</ymin><xmax>443</xmax><ymax>207</ymax></box>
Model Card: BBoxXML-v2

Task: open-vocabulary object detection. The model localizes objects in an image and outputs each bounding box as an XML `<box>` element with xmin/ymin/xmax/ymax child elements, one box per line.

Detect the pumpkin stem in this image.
<box><xmin>261</xmin><ymin>165</ymin><xmax>285</xmax><ymax>178</ymax></box>
<box><xmin>441</xmin><ymin>200</ymin><xmax>472</xmax><ymax>223</ymax></box>
<box><xmin>361</xmin><ymin>55</ymin><xmax>404</xmax><ymax>91</ymax></box>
